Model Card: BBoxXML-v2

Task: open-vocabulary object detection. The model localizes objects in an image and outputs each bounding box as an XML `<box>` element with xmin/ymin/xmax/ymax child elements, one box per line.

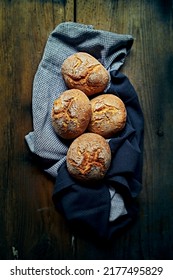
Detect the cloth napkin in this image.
<box><xmin>25</xmin><ymin>22</ymin><xmax>144</xmax><ymax>239</ymax></box>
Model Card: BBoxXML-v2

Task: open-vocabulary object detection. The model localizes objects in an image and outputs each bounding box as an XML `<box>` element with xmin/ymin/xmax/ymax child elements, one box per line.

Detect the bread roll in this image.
<box><xmin>61</xmin><ymin>52</ymin><xmax>110</xmax><ymax>96</ymax></box>
<box><xmin>87</xmin><ymin>94</ymin><xmax>127</xmax><ymax>138</ymax></box>
<box><xmin>66</xmin><ymin>133</ymin><xmax>111</xmax><ymax>181</ymax></box>
<box><xmin>51</xmin><ymin>89</ymin><xmax>91</xmax><ymax>139</ymax></box>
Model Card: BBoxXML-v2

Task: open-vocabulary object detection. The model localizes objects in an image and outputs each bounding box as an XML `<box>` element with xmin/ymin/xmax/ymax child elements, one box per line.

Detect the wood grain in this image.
<box><xmin>0</xmin><ymin>0</ymin><xmax>173</xmax><ymax>259</ymax></box>
<box><xmin>75</xmin><ymin>0</ymin><xmax>173</xmax><ymax>259</ymax></box>
<box><xmin>0</xmin><ymin>0</ymin><xmax>74</xmax><ymax>260</ymax></box>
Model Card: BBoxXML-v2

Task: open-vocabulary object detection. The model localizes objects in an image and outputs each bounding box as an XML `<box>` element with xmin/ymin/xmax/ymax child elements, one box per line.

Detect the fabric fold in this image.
<box><xmin>25</xmin><ymin>22</ymin><xmax>144</xmax><ymax>239</ymax></box>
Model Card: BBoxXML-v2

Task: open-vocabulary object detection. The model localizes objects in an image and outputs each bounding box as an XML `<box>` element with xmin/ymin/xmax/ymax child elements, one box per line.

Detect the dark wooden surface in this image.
<box><xmin>0</xmin><ymin>0</ymin><xmax>173</xmax><ymax>260</ymax></box>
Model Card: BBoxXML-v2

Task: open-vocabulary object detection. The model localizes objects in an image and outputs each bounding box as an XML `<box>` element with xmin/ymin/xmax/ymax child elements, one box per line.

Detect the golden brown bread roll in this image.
<box><xmin>87</xmin><ymin>94</ymin><xmax>127</xmax><ymax>138</ymax></box>
<box><xmin>61</xmin><ymin>52</ymin><xmax>110</xmax><ymax>96</ymax></box>
<box><xmin>51</xmin><ymin>89</ymin><xmax>91</xmax><ymax>139</ymax></box>
<box><xmin>66</xmin><ymin>133</ymin><xmax>111</xmax><ymax>181</ymax></box>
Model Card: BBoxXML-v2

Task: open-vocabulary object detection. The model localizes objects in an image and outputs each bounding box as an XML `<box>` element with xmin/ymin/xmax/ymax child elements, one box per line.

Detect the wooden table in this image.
<box><xmin>0</xmin><ymin>0</ymin><xmax>173</xmax><ymax>260</ymax></box>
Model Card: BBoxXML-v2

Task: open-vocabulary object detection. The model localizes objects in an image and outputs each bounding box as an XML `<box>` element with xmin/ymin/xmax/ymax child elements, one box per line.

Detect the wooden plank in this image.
<box><xmin>0</xmin><ymin>0</ymin><xmax>74</xmax><ymax>259</ymax></box>
<box><xmin>75</xmin><ymin>0</ymin><xmax>173</xmax><ymax>259</ymax></box>
<box><xmin>1</xmin><ymin>0</ymin><xmax>173</xmax><ymax>260</ymax></box>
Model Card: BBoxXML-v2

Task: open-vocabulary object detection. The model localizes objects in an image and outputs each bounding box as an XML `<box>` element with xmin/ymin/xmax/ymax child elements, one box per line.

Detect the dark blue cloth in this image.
<box><xmin>52</xmin><ymin>70</ymin><xmax>144</xmax><ymax>240</ymax></box>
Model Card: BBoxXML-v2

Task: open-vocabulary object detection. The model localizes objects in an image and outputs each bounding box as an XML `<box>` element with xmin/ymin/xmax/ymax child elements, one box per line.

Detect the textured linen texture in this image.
<box><xmin>25</xmin><ymin>22</ymin><xmax>144</xmax><ymax>239</ymax></box>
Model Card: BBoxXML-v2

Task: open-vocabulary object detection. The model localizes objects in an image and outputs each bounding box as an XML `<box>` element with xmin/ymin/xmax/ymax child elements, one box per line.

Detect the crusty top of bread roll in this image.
<box><xmin>61</xmin><ymin>52</ymin><xmax>110</xmax><ymax>96</ymax></box>
<box><xmin>66</xmin><ymin>133</ymin><xmax>111</xmax><ymax>181</ymax></box>
<box><xmin>51</xmin><ymin>89</ymin><xmax>91</xmax><ymax>139</ymax></box>
<box><xmin>87</xmin><ymin>94</ymin><xmax>127</xmax><ymax>138</ymax></box>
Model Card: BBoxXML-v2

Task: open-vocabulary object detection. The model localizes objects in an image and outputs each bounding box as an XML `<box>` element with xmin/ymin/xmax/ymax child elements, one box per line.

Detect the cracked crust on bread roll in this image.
<box><xmin>51</xmin><ymin>89</ymin><xmax>92</xmax><ymax>139</ymax></box>
<box><xmin>61</xmin><ymin>52</ymin><xmax>110</xmax><ymax>96</ymax></box>
<box><xmin>87</xmin><ymin>94</ymin><xmax>127</xmax><ymax>138</ymax></box>
<box><xmin>66</xmin><ymin>133</ymin><xmax>111</xmax><ymax>181</ymax></box>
